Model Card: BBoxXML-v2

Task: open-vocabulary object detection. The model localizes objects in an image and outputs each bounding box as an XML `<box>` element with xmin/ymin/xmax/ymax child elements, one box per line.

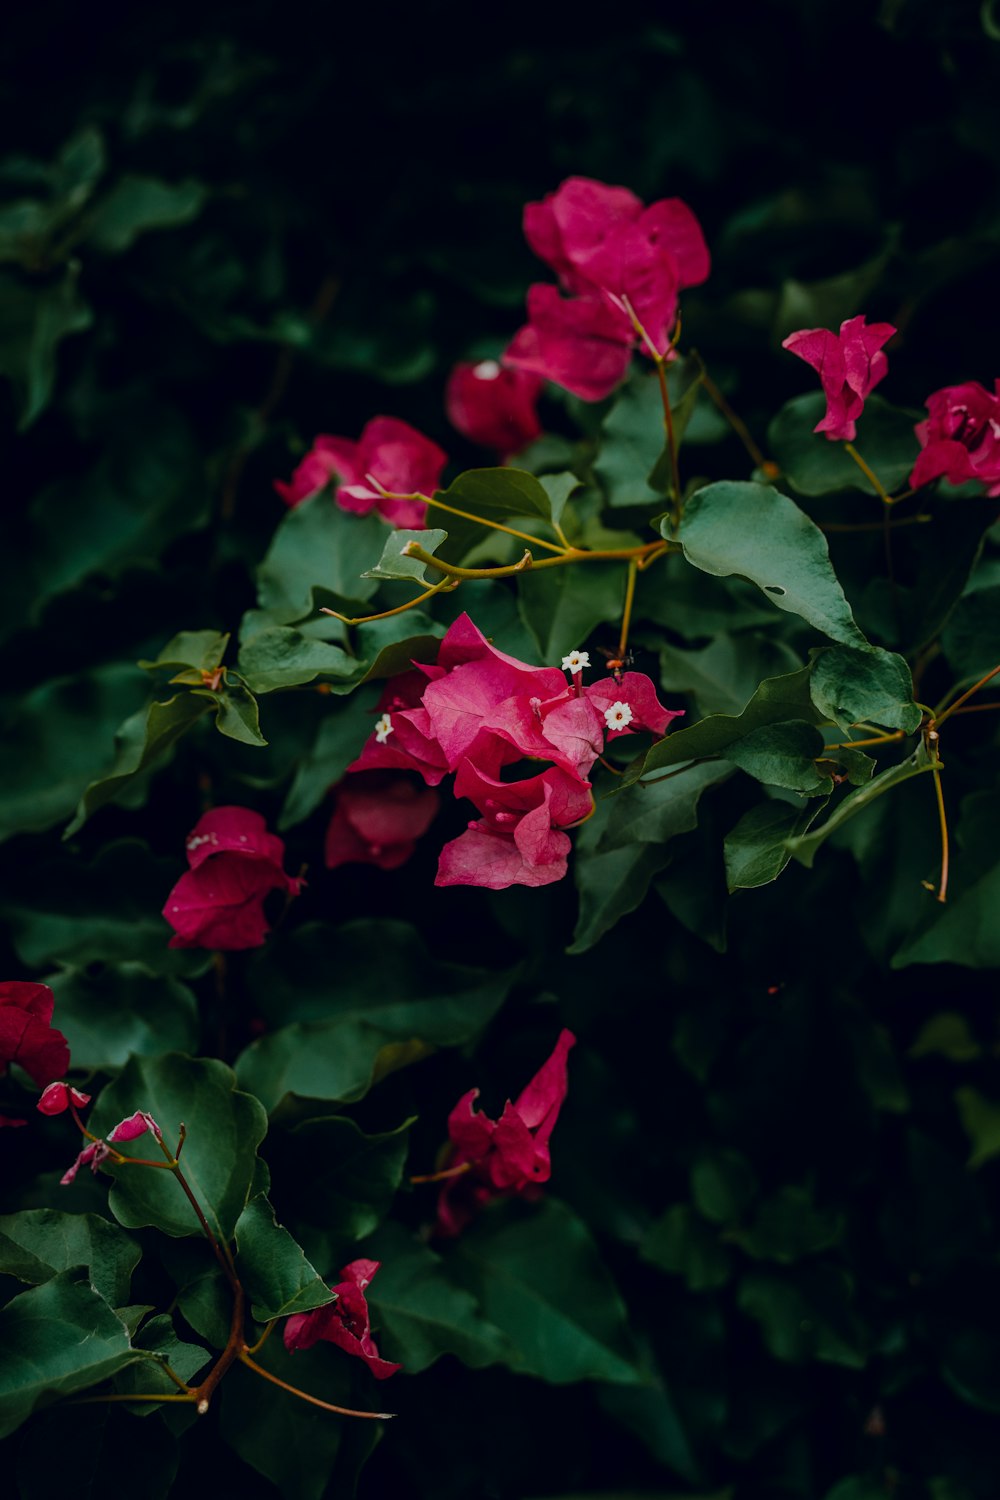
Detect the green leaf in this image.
<box><xmin>730</xmin><ymin>1186</ymin><xmax>844</xmax><ymax>1263</ymax></box>
<box><xmin>0</xmin><ymin>1271</ymin><xmax>136</xmax><ymax>1438</ymax></box>
<box><xmin>16</xmin><ymin>1405</ymin><xmax>179</xmax><ymax>1500</ymax></box>
<box><xmin>0</xmin><ymin>1209</ymin><xmax>139</xmax><ymax>1307</ymax></box>
<box><xmin>690</xmin><ymin>1149</ymin><xmax>759</xmax><ymax>1226</ymax></box>
<box><xmin>0</xmin><ymin>663</ymin><xmax>149</xmax><ymax>842</ymax></box>
<box><xmin>569</xmin><ymin>840</ymin><xmax>674</xmax><ymax>954</ymax></box>
<box><xmin>538</xmin><ymin>470</ymin><xmax>582</xmax><ymax>531</ymax></box>
<box><xmin>621</xmin><ymin>667</ymin><xmax>821</xmax><ymax>788</ymax></box>
<box><xmin>675</xmin><ymin>482</ymin><xmax>869</xmax><ymax>647</ymax></box>
<box><xmin>0</xmin><ymin>263</ymin><xmax>92</xmax><ymax>427</ymax></box>
<box><xmin>111</xmin><ymin>1312</ymin><xmax>209</xmax><ymax>1411</ymax></box>
<box><xmin>271</xmin><ymin>1115</ymin><xmax>413</xmax><ymax>1248</ymax></box>
<box><xmin>659</xmin><ymin>632</ymin><xmax>803</xmax><ymax>719</ymax></box>
<box><xmin>640</xmin><ymin>1205</ymin><xmax>733</xmax><ymax>1291</ymax></box>
<box><xmin>768</xmin><ymin>393</ymin><xmax>919</xmax><ymax>497</ymax></box>
<box><xmin>139</xmin><ymin>629</ymin><xmax>230</xmax><ymax>676</ymax></box>
<box><xmin>432</xmin><ymin>467</ymin><xmax>558</xmax><ymax>562</ymax></box>
<box><xmin>279</xmin><ymin>691</ymin><xmax>379</xmax><ymax>829</ymax></box>
<box><xmin>824</xmin><ymin>1480</ymin><xmax>890</xmax><ymax>1500</ymax></box>
<box><xmin>908</xmin><ymin>1013</ymin><xmax>983</xmax><ymax>1062</ymax></box>
<box><xmin>86</xmin><ymin>174</ymin><xmax>206</xmax><ymax>253</ymax></box>
<box><xmin>234</xmin><ymin>1195</ymin><xmax>335</xmax><ymax>1322</ymax></box>
<box><xmin>942</xmin><ymin>584</ymin><xmax>1000</xmax><ymax>681</ymax></box>
<box><xmin>726</xmin><ymin>720</ymin><xmax>831</xmax><ymax>794</ymax></box>
<box><xmin>737</xmin><ymin>1264</ymin><xmax>866</xmax><ymax>1367</ymax></box>
<box><xmin>256</xmin><ymin>493</ymin><xmax>382</xmax><ymax>624</ymax></box>
<box><xmin>237</xmin><ymin>626</ymin><xmax>355</xmax><ymax>693</ymax></box>
<box><xmin>90</xmin><ymin>1054</ymin><xmax>267</xmax><ymax>1241</ymax></box>
<box><xmin>65</xmin><ymin>691</ymin><xmax>213</xmax><ymax>836</ymax></box>
<box><xmin>451</xmin><ymin>1198</ymin><xmax>642</xmax><ymax>1385</ymax></box>
<box><xmin>724</xmin><ymin>798</ymin><xmax>829</xmax><ymax>891</ymax></box>
<box><xmin>595</xmin><ymin>360</ymin><xmax>705</xmax><ymax>508</ymax></box>
<box><xmin>364</xmin><ymin>1220</ymin><xmax>513</xmax><ymax>1373</ymax></box>
<box><xmin>1</xmin><ymin>839</ymin><xmax>210</xmax><ymax>977</ymax></box>
<box><xmin>517</xmin><ymin>562</ymin><xmax>630</xmax><ymax>664</ymax></box>
<box><xmin>599</xmin><ymin>760</ymin><xmax>733</xmax><ymax>851</ymax></box>
<box><xmin>195</xmin><ymin>672</ymin><xmax>267</xmax><ymax>746</ymax></box>
<box><xmin>219</xmin><ymin>1341</ymin><xmax>382</xmax><ymax>1500</ymax></box>
<box><xmin>236</xmin><ymin>921</ymin><xmax>513</xmax><ymax>1112</ymax></box>
<box><xmin>789</xmin><ymin>742</ymin><xmax>940</xmax><ymax>869</ymax></box>
<box><xmin>810</xmin><ymin>645</ymin><xmax>921</xmax><ymax>732</ymax></box>
<box><xmin>362</xmin><ymin>526</ymin><xmax>449</xmax><ymax>582</ymax></box>
<box><xmin>955</xmin><ymin>1087</ymin><xmax>1000</xmax><ymax>1169</ymax></box>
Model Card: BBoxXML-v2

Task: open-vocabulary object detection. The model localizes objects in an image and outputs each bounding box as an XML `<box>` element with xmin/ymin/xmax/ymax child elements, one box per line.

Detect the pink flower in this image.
<box><xmin>436</xmin><ymin>1029</ymin><xmax>576</xmax><ymax>1236</ymax></box>
<box><xmin>436</xmin><ymin>763</ymin><xmax>591</xmax><ymax>891</ymax></box>
<box><xmin>584</xmin><ymin>672</ymin><xmax>685</xmax><ymax>741</ymax></box>
<box><xmin>0</xmin><ymin>1115</ymin><xmax>26</xmax><ymax>1128</ymax></box>
<box><xmin>0</xmin><ymin>982</ymin><xmax>70</xmax><ymax>1090</ymax></box>
<box><xmin>349</xmin><ymin>669</ymin><xmax>451</xmax><ymax>786</ymax></box>
<box><xmin>108</xmin><ymin>1110</ymin><xmax>161</xmax><ymax>1142</ymax></box>
<box><xmin>37</xmin><ymin>1082</ymin><xmax>92</xmax><ymax>1117</ymax></box>
<box><xmin>284</xmin><ymin>1259</ymin><xmax>400</xmax><ymax>1380</ymax></box>
<box><xmin>61</xmin><ymin>1139</ymin><xmax>110</xmax><ymax>1186</ymax></box>
<box><xmin>274</xmin><ymin>417</ymin><xmax>446</xmax><ymax>528</ymax></box>
<box><xmin>910</xmin><ymin>380</ymin><xmax>1000</xmax><ymax>496</ymax></box>
<box><xmin>504</xmin><ymin>287</ymin><xmax>636</xmax><ymax>402</ymax></box>
<box><xmin>445</xmin><ymin>360</ymin><xmax>543</xmax><ymax>457</ymax></box>
<box><xmin>782</xmin><ymin>314</ymin><xmax>896</xmax><ymax>443</ymax></box>
<box><xmin>163</xmin><ymin>807</ymin><xmax>301</xmax><ymax>951</ymax></box>
<box><xmin>325</xmin><ymin>772</ymin><xmax>440</xmax><ymax>872</ymax></box>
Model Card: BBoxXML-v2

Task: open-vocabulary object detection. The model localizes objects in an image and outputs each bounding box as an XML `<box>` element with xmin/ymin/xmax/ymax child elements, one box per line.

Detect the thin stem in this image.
<box><xmin>245</xmin><ymin>1320</ymin><xmax>278</xmax><ymax>1357</ymax></box>
<box><xmin>946</xmin><ymin>701</ymin><xmax>1000</xmax><ymax>719</ymax></box>
<box><xmin>820</xmin><ymin>515</ymin><xmax>931</xmax><ymax>533</ymax></box>
<box><xmin>823</xmin><ymin>730</ymin><xmax>906</xmax><ymax>751</ymax></box>
<box><xmin>238</xmin><ymin>1352</ymin><xmax>394</xmax><ymax>1420</ymax></box>
<box><xmin>640</xmin><ymin>757</ymin><xmax>718</xmax><ymax>786</ymax></box>
<box><xmin>934</xmin><ymin>664</ymin><xmax>1000</xmax><ymax>728</ymax></box>
<box><xmin>421</xmin><ymin>492</ymin><xmax>567</xmax><ymax>554</ymax></box>
<box><xmin>72</xmin><ymin>1392</ymin><xmax>197</xmax><ymax>1406</ymax></box>
<box><xmin>618</xmin><ymin>559</ymin><xmax>638</xmax><ymax>660</ymax></box>
<box><xmin>653</xmin><ymin>357</ymin><xmax>682</xmax><ymax>518</ymax></box>
<box><xmin>404</xmin><ymin>540</ymin><xmax>666</xmax><ymax>583</ymax></box>
<box><xmin>151</xmin><ymin>1358</ymin><xmax>196</xmax><ymax>1394</ymax></box>
<box><xmin>597</xmin><ymin>754</ymin><xmax>625</xmax><ymax>776</ymax></box>
<box><xmin>699</xmin><ymin>369</ymin><xmax>767</xmax><ymax>469</ymax></box>
<box><xmin>930</xmin><ymin>760</ymin><xmax>949</xmax><ymax>904</ymax></box>
<box><xmin>843</xmin><ymin>442</ymin><xmax>892</xmax><ymax>504</ymax></box>
<box><xmin>410</xmin><ymin>1160</ymin><xmax>472</xmax><ymax>1186</ymax></box>
<box><xmin>320</xmin><ymin>576</ymin><xmax>458</xmax><ymax>626</ymax></box>
<box><xmin>191</xmin><ymin>1280</ymin><xmax>246</xmax><ymax>1414</ymax></box>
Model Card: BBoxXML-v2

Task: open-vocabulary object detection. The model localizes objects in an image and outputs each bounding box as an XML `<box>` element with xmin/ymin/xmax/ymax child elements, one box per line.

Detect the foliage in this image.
<box><xmin>3</xmin><ymin>5</ymin><xmax>1000</xmax><ymax>1500</ymax></box>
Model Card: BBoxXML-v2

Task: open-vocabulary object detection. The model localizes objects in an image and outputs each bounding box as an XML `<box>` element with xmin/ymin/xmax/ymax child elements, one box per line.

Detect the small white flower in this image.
<box><xmin>561</xmin><ymin>649</ymin><xmax>591</xmax><ymax>674</ymax></box>
<box><xmin>374</xmin><ymin>713</ymin><xmax>394</xmax><ymax>744</ymax></box>
<box><xmin>603</xmin><ymin>701</ymin><xmax>634</xmax><ymax>731</ymax></box>
<box><xmin>473</xmin><ymin>359</ymin><xmax>502</xmax><ymax>381</ymax></box>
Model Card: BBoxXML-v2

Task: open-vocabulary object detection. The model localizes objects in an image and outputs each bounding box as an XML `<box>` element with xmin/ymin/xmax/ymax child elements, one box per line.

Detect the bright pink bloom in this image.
<box><xmin>504</xmin><ymin>286</ymin><xmax>635</xmax><ymax>402</ymax></box>
<box><xmin>437</xmin><ymin>1029</ymin><xmax>576</xmax><ymax>1236</ymax></box>
<box><xmin>108</xmin><ymin>1110</ymin><xmax>162</xmax><ymax>1142</ymax></box>
<box><xmin>164</xmin><ymin>807</ymin><xmax>301</xmax><ymax>951</ymax></box>
<box><xmin>436</xmin><ymin>763</ymin><xmax>591</xmax><ymax>891</ymax></box>
<box><xmin>910</xmin><ymin>380</ymin><xmax>1000</xmax><ymax>496</ymax></box>
<box><xmin>284</xmin><ymin>1259</ymin><xmax>400</xmax><ymax>1380</ymax></box>
<box><xmin>585</xmin><ymin>672</ymin><xmax>685</xmax><ymax>741</ymax></box>
<box><xmin>523</xmin><ymin>178</ymin><xmax>710</xmax><ymax>355</ymax></box>
<box><xmin>445</xmin><ymin>360</ymin><xmax>543</xmax><ymax>457</ymax></box>
<box><xmin>782</xmin><ymin>315</ymin><xmax>896</xmax><ymax>443</ymax></box>
<box><xmin>37</xmin><ymin>1082</ymin><xmax>92</xmax><ymax>1117</ymax></box>
<box><xmin>274</xmin><ymin>417</ymin><xmax>446</xmax><ymax>528</ymax></box>
<box><xmin>325</xmin><ymin>772</ymin><xmax>440</xmax><ymax>871</ymax></box>
<box><xmin>0</xmin><ymin>982</ymin><xmax>70</xmax><ymax>1090</ymax></box>
<box><xmin>61</xmin><ymin>1139</ymin><xmax>110</xmax><ymax>1186</ymax></box>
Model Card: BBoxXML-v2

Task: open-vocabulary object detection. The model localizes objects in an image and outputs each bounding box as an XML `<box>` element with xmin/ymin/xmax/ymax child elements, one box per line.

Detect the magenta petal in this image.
<box><xmin>504</xmin><ymin>286</ymin><xmax>634</xmax><ymax>402</ymax></box>
<box><xmin>0</xmin><ymin>981</ymin><xmax>71</xmax><ymax>1089</ymax></box>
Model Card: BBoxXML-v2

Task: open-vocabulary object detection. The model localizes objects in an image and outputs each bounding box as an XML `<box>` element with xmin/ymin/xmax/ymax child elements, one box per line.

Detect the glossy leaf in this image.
<box><xmin>234</xmin><ymin>1195</ymin><xmax>335</xmax><ymax>1322</ymax></box>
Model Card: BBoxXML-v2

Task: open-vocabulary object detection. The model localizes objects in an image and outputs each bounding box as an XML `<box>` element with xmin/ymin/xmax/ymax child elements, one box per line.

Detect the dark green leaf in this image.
<box><xmin>517</xmin><ymin>562</ymin><xmax>625</xmax><ymax>662</ymax></box>
<box><xmin>640</xmin><ymin>1205</ymin><xmax>733</xmax><ymax>1291</ymax></box>
<box><xmin>690</xmin><ymin>1149</ymin><xmax>759</xmax><ymax>1226</ymax></box>
<box><xmin>0</xmin><ymin>1209</ymin><xmax>139</xmax><ymax>1307</ymax></box>
<box><xmin>768</xmin><ymin>393</ymin><xmax>919</xmax><ymax>497</ymax></box>
<box><xmin>955</xmin><ymin>1087</ymin><xmax>1000</xmax><ymax>1169</ymax></box>
<box><xmin>273</xmin><ymin>1115</ymin><xmax>413</xmax><ymax>1247</ymax></box>
<box><xmin>16</xmin><ymin>1405</ymin><xmax>179</xmax><ymax>1500</ymax></box>
<box><xmin>726</xmin><ymin>720</ymin><xmax>831</xmax><ymax>794</ymax></box>
<box><xmin>724</xmin><ymin>798</ymin><xmax>828</xmax><ymax>890</ymax></box>
<box><xmin>810</xmin><ymin>645</ymin><xmax>921</xmax><ymax>732</ymax></box>
<box><xmin>0</xmin><ymin>263</ymin><xmax>92</xmax><ymax>427</ymax></box>
<box><xmin>139</xmin><ymin>630</ymin><xmax>230</xmax><ymax>676</ymax></box>
<box><xmin>789</xmin><ymin>742</ymin><xmax>940</xmax><ymax>869</ymax></box>
<box><xmin>675</xmin><ymin>482</ymin><xmax>869</xmax><ymax>647</ymax></box>
<box><xmin>86</xmin><ymin>174</ymin><xmax>206</xmax><ymax>253</ymax></box>
<box><xmin>941</xmin><ymin>584</ymin><xmax>1000</xmax><ymax>681</ymax></box>
<box><xmin>237</xmin><ymin>626</ymin><xmax>355</xmax><ymax>693</ymax></box>
<box><xmin>234</xmin><ymin>1195</ymin><xmax>335</xmax><ymax>1322</ymax></box>
<box><xmin>256</xmin><ymin>494</ymin><xmax>382</xmax><ymax>623</ymax></box>
<box><xmin>599</xmin><ymin>760</ymin><xmax>733</xmax><ymax>851</ymax></box>
<box><xmin>730</xmin><ymin>1186</ymin><xmax>844</xmax><ymax>1263</ymax></box>
<box><xmin>737</xmin><ymin>1264</ymin><xmax>867</xmax><ymax>1367</ymax></box>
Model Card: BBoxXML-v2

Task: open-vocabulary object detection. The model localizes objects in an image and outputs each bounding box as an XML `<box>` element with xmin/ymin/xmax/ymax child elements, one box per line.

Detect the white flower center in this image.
<box><xmin>473</xmin><ymin>360</ymin><xmax>502</xmax><ymax>381</ymax></box>
<box><xmin>561</xmin><ymin>649</ymin><xmax>591</xmax><ymax>674</ymax></box>
<box><xmin>374</xmin><ymin>713</ymin><xmax>394</xmax><ymax>744</ymax></box>
<box><xmin>604</xmin><ymin>701</ymin><xmax>634</xmax><ymax>730</ymax></box>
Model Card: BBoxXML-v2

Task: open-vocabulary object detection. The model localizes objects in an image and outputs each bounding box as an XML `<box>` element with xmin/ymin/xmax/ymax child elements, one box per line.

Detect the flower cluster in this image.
<box><xmin>61</xmin><ymin>1109</ymin><xmax>162</xmax><ymax>1186</ymax></box>
<box><xmin>163</xmin><ymin>807</ymin><xmax>301</xmax><ymax>951</ymax></box>
<box><xmin>284</xmin><ymin>1259</ymin><xmax>400</xmax><ymax>1379</ymax></box>
<box><xmin>436</xmin><ymin>1028</ymin><xmax>575</xmax><ymax>1236</ymax></box>
<box><xmin>504</xmin><ymin>176</ymin><xmax>711</xmax><ymax>400</ymax></box>
<box><xmin>911</xmin><ymin>380</ymin><xmax>1000</xmax><ymax>495</ymax></box>
<box><xmin>349</xmin><ymin>616</ymin><xmax>682</xmax><ymax>889</ymax></box>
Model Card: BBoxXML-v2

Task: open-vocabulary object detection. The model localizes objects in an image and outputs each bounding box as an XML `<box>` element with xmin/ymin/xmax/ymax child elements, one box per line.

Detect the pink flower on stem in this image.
<box><xmin>60</xmin><ymin>1110</ymin><xmax>163</xmax><ymax>1187</ymax></box>
<box><xmin>0</xmin><ymin>982</ymin><xmax>70</xmax><ymax>1090</ymax></box>
<box><xmin>37</xmin><ymin>1082</ymin><xmax>92</xmax><ymax>1117</ymax></box>
<box><xmin>585</xmin><ymin>672</ymin><xmax>685</xmax><ymax>741</ymax></box>
<box><xmin>436</xmin><ymin>1029</ymin><xmax>576</xmax><ymax>1236</ymax></box>
<box><xmin>349</xmin><ymin>669</ymin><xmax>451</xmax><ymax>785</ymax></box>
<box><xmin>781</xmin><ymin>314</ymin><xmax>896</xmax><ymax>443</ymax></box>
<box><xmin>163</xmin><ymin>807</ymin><xmax>301</xmax><ymax>951</ymax></box>
<box><xmin>504</xmin><ymin>176</ymin><xmax>710</xmax><ymax>399</ymax></box>
<box><xmin>445</xmin><ymin>360</ymin><xmax>543</xmax><ymax>458</ymax></box>
<box><xmin>108</xmin><ymin>1110</ymin><xmax>162</xmax><ymax>1143</ymax></box>
<box><xmin>325</xmin><ymin>772</ymin><xmax>440</xmax><ymax>872</ymax></box>
<box><xmin>274</xmin><ymin>417</ymin><xmax>446</xmax><ymax>528</ymax></box>
<box><xmin>910</xmin><ymin>380</ymin><xmax>1000</xmax><ymax>495</ymax></box>
<box><xmin>61</xmin><ymin>1140</ymin><xmax>110</xmax><ymax>1186</ymax></box>
<box><xmin>436</xmin><ymin>763</ymin><xmax>592</xmax><ymax>891</ymax></box>
<box><xmin>284</xmin><ymin>1259</ymin><xmax>400</xmax><ymax>1380</ymax></box>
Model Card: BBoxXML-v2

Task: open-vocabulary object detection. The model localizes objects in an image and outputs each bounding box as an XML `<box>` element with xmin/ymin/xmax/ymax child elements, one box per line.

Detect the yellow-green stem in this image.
<box><xmin>843</xmin><ymin>442</ymin><xmax>892</xmax><ymax>504</ymax></box>
<box><xmin>320</xmin><ymin>576</ymin><xmax>458</xmax><ymax>626</ymax></box>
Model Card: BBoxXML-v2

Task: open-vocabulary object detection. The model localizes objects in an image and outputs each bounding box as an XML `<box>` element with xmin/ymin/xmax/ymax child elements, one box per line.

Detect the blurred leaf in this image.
<box><xmin>738</xmin><ymin>1264</ymin><xmax>867</xmax><ymax>1367</ymax></box>
<box><xmin>690</xmin><ymin>1149</ymin><xmax>759</xmax><ymax>1226</ymax></box>
<box><xmin>0</xmin><ymin>263</ymin><xmax>92</xmax><ymax>427</ymax></box>
<box><xmin>278</xmin><ymin>691</ymin><xmax>378</xmax><ymax>829</ymax></box>
<box><xmin>271</xmin><ymin>1115</ymin><xmax>413</xmax><ymax>1246</ymax></box>
<box><xmin>909</xmin><ymin>1013</ymin><xmax>982</xmax><ymax>1062</ymax></box>
<box><xmin>641</xmin><ymin>1205</ymin><xmax>733</xmax><ymax>1291</ymax></box>
<box><xmin>768</xmin><ymin>393</ymin><xmax>919</xmax><ymax>497</ymax></box>
<box><xmin>955</xmin><ymin>1087</ymin><xmax>1000</xmax><ymax>1169</ymax></box>
<box><xmin>86</xmin><ymin>174</ymin><xmax>206</xmax><ymax>253</ymax></box>
<box><xmin>48</xmin><ymin>964</ymin><xmax>199</xmax><ymax>1070</ymax></box>
<box><xmin>730</xmin><ymin>1185</ymin><xmax>844</xmax><ymax>1263</ymax></box>
<box><xmin>942</xmin><ymin>583</ymin><xmax>1000</xmax><ymax>681</ymax></box>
